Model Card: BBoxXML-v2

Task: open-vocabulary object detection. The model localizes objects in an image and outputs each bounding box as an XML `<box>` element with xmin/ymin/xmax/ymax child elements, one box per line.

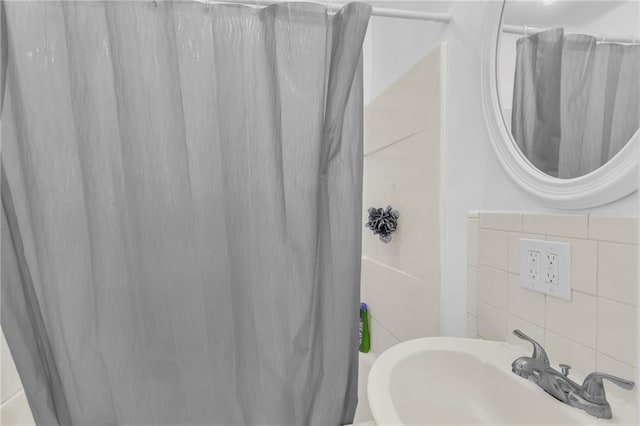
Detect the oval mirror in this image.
<box><xmin>481</xmin><ymin>0</ymin><xmax>640</xmax><ymax>209</ymax></box>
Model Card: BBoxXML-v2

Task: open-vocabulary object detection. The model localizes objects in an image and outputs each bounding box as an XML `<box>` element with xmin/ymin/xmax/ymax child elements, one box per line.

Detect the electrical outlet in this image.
<box><xmin>544</xmin><ymin>268</ymin><xmax>558</xmax><ymax>285</ymax></box>
<box><xmin>520</xmin><ymin>239</ymin><xmax>571</xmax><ymax>300</ymax></box>
<box><xmin>529</xmin><ymin>266</ymin><xmax>539</xmax><ymax>281</ymax></box>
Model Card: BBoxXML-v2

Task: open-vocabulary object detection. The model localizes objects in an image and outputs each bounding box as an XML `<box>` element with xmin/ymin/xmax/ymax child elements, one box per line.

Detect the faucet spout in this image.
<box><xmin>512</xmin><ymin>329</ymin><xmax>550</xmax><ymax>366</ymax></box>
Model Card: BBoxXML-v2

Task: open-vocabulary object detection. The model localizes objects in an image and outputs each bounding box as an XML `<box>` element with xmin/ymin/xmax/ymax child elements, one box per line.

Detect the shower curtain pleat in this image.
<box><xmin>1</xmin><ymin>1</ymin><xmax>7</xmax><ymax>114</ymax></box>
<box><xmin>2</xmin><ymin>166</ymin><xmax>73</xmax><ymax>426</ymax></box>
<box><xmin>0</xmin><ymin>2</ymin><xmax>370</xmax><ymax>425</ymax></box>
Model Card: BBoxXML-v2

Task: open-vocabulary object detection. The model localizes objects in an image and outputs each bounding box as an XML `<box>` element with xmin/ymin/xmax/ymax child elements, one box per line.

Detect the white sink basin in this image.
<box><xmin>367</xmin><ymin>337</ymin><xmax>637</xmax><ymax>425</ymax></box>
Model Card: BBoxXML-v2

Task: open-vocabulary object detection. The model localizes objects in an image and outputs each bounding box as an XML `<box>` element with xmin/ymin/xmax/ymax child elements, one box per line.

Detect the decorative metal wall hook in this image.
<box><xmin>365</xmin><ymin>206</ymin><xmax>399</xmax><ymax>244</ymax></box>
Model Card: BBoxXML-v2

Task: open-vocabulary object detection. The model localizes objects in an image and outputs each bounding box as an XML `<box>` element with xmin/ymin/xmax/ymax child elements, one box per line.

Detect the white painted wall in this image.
<box><xmin>363</xmin><ymin>0</ymin><xmax>639</xmax><ymax>337</ymax></box>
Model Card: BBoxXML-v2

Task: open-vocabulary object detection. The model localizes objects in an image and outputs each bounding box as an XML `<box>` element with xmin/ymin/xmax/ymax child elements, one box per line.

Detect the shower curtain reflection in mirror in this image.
<box><xmin>511</xmin><ymin>28</ymin><xmax>640</xmax><ymax>178</ymax></box>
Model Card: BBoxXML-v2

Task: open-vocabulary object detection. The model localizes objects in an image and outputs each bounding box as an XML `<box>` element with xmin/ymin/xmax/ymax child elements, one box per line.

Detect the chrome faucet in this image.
<box><xmin>511</xmin><ymin>329</ymin><xmax>635</xmax><ymax>419</ymax></box>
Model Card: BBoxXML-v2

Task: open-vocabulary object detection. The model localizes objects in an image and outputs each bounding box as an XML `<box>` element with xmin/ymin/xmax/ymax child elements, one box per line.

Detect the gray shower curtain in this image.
<box><xmin>0</xmin><ymin>1</ymin><xmax>370</xmax><ymax>425</ymax></box>
<box><xmin>511</xmin><ymin>28</ymin><xmax>640</xmax><ymax>178</ymax></box>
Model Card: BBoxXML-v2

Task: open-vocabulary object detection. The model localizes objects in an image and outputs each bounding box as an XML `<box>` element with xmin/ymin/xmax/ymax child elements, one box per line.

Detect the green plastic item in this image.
<box><xmin>359</xmin><ymin>303</ymin><xmax>370</xmax><ymax>353</ymax></box>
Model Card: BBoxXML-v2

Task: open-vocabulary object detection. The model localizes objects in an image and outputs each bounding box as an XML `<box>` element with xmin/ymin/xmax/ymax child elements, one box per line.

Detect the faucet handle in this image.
<box><xmin>559</xmin><ymin>363</ymin><xmax>571</xmax><ymax>376</ymax></box>
<box><xmin>581</xmin><ymin>372</ymin><xmax>635</xmax><ymax>404</ymax></box>
<box><xmin>512</xmin><ymin>329</ymin><xmax>550</xmax><ymax>366</ymax></box>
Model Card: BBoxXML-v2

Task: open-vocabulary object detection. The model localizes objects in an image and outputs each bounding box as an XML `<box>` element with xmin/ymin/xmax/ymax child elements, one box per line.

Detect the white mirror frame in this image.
<box><xmin>480</xmin><ymin>1</ymin><xmax>639</xmax><ymax>209</ymax></box>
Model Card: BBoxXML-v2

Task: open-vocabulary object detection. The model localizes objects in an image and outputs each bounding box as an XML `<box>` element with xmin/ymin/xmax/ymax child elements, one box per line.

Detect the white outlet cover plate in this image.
<box><xmin>519</xmin><ymin>239</ymin><xmax>571</xmax><ymax>300</ymax></box>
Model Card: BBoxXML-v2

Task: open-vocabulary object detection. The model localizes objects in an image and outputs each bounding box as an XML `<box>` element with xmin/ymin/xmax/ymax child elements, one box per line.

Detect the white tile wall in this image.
<box><xmin>466</xmin><ymin>267</ymin><xmax>477</xmax><ymax>317</ymax></box>
<box><xmin>545</xmin><ymin>291</ymin><xmax>597</xmax><ymax>349</ymax></box>
<box><xmin>597</xmin><ymin>298</ymin><xmax>637</xmax><ymax>367</ymax></box>
<box><xmin>466</xmin><ymin>315</ymin><xmax>478</xmax><ymax>339</ymax></box>
<box><xmin>361</xmin><ymin>45</ymin><xmax>444</xmax><ymax>358</ymax></box>
<box><xmin>544</xmin><ymin>330</ymin><xmax>596</xmax><ymax>375</ymax></box>
<box><xmin>477</xmin><ymin>229</ymin><xmax>508</xmax><ymax>270</ymax></box>
<box><xmin>589</xmin><ymin>216</ymin><xmax>639</xmax><ymax>244</ymax></box>
<box><xmin>478</xmin><ymin>211</ymin><xmax>522</xmax><ymax>232</ymax></box>
<box><xmin>467</xmin><ymin>217</ymin><xmax>479</xmax><ymax>267</ymax></box>
<box><xmin>1</xmin><ymin>392</ymin><xmax>35</xmax><ymax>426</ymax></box>
<box><xmin>478</xmin><ymin>301</ymin><xmax>507</xmax><ymax>341</ymax></box>
<box><xmin>522</xmin><ymin>213</ymin><xmax>589</xmax><ymax>239</ymax></box>
<box><xmin>467</xmin><ymin>211</ymin><xmax>638</xmax><ymax>403</ymax></box>
<box><xmin>367</xmin><ymin>316</ymin><xmax>401</xmax><ymax>356</ymax></box>
<box><xmin>477</xmin><ymin>266</ymin><xmax>508</xmax><ymax>310</ymax></box>
<box><xmin>466</xmin><ymin>214</ymin><xmax>479</xmax><ymax>340</ymax></box>
<box><xmin>507</xmin><ymin>272</ymin><xmax>545</xmax><ymax>327</ymax></box>
<box><xmin>598</xmin><ymin>242</ymin><xmax>638</xmax><ymax>305</ymax></box>
<box><xmin>1</xmin><ymin>332</ymin><xmax>21</xmax><ymax>404</ymax></box>
<box><xmin>361</xmin><ymin>258</ymin><xmax>439</xmax><ymax>342</ymax></box>
<box><xmin>364</xmin><ymin>43</ymin><xmax>443</xmax><ymax>156</ymax></box>
<box><xmin>362</xmin><ymin>130</ymin><xmax>440</xmax><ymax>281</ymax></box>
<box><xmin>1</xmin><ymin>331</ymin><xmax>35</xmax><ymax>426</ymax></box>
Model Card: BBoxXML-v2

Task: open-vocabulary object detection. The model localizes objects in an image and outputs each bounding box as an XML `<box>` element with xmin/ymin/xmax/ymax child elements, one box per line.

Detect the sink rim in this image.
<box><xmin>366</xmin><ymin>337</ymin><xmax>637</xmax><ymax>426</ymax></box>
<box><xmin>367</xmin><ymin>337</ymin><xmax>519</xmax><ymax>425</ymax></box>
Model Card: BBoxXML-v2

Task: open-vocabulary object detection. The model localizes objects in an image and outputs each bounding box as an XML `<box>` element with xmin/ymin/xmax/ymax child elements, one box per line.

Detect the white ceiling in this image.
<box><xmin>503</xmin><ymin>0</ymin><xmax>629</xmax><ymax>27</ymax></box>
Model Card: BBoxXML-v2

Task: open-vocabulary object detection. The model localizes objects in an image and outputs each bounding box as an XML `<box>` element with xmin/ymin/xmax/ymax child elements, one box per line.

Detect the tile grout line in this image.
<box><xmin>362</xmin><ymin>129</ymin><xmax>424</xmax><ymax>158</ymax></box>
<box><xmin>505</xmin><ymin>257</ymin><xmax>510</xmax><ymax>334</ymax></box>
<box><xmin>596</xmin><ymin>352</ymin><xmax>638</xmax><ymax>370</ymax></box>
<box><xmin>595</xmin><ymin>238</ymin><xmax>600</xmax><ymax>366</ymax></box>
<box><xmin>1</xmin><ymin>388</ymin><xmax>25</xmax><ymax>408</ymax></box>
<box><xmin>596</xmin><ymin>240</ymin><xmax>639</xmax><ymax>247</ymax></box>
<box><xmin>503</xmin><ymin>270</ymin><xmax>638</xmax><ymax>309</ymax></box>
<box><xmin>477</xmin><ymin>299</ymin><xmax>507</xmax><ymax>314</ymax></box>
<box><xmin>369</xmin><ymin>313</ymin><xmax>402</xmax><ymax>345</ymax></box>
<box><xmin>596</xmin><ymin>293</ymin><xmax>639</xmax><ymax>309</ymax></box>
<box><xmin>361</xmin><ymin>255</ymin><xmax>423</xmax><ymax>282</ymax></box>
<box><xmin>476</xmin><ymin>263</ymin><xmax>511</xmax><ymax>274</ymax></box>
<box><xmin>507</xmin><ymin>310</ymin><xmax>544</xmax><ymax>330</ymax></box>
<box><xmin>544</xmin><ymin>325</ymin><xmax>603</xmax><ymax>357</ymax></box>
